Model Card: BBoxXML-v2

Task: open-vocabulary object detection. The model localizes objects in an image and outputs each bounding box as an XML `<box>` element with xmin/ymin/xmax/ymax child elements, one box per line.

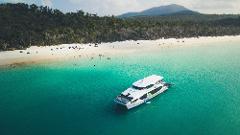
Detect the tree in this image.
<box><xmin>0</xmin><ymin>3</ymin><xmax>240</xmax><ymax>51</ymax></box>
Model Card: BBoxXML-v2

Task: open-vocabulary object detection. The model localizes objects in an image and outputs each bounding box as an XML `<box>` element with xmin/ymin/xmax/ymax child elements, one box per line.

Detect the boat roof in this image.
<box><xmin>132</xmin><ymin>75</ymin><xmax>163</xmax><ymax>88</ymax></box>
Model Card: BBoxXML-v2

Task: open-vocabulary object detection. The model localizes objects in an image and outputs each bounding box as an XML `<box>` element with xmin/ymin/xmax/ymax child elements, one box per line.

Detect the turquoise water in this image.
<box><xmin>0</xmin><ymin>43</ymin><xmax>240</xmax><ymax>135</ymax></box>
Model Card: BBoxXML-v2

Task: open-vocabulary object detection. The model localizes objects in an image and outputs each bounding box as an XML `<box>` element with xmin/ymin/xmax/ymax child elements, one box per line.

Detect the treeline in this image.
<box><xmin>0</xmin><ymin>3</ymin><xmax>240</xmax><ymax>51</ymax></box>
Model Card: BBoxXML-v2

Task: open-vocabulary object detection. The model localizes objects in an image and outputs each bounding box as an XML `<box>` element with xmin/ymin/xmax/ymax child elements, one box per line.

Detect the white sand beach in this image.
<box><xmin>1</xmin><ymin>35</ymin><xmax>240</xmax><ymax>67</ymax></box>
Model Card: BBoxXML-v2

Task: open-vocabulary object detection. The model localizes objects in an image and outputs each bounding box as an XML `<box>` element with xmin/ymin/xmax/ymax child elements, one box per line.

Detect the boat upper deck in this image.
<box><xmin>132</xmin><ymin>75</ymin><xmax>163</xmax><ymax>88</ymax></box>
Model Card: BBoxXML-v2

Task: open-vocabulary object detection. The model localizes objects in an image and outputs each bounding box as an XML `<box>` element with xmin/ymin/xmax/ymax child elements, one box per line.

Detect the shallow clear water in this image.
<box><xmin>0</xmin><ymin>43</ymin><xmax>240</xmax><ymax>135</ymax></box>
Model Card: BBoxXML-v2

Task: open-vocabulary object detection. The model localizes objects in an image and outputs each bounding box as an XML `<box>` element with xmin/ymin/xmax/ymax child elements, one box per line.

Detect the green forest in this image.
<box><xmin>0</xmin><ymin>3</ymin><xmax>240</xmax><ymax>51</ymax></box>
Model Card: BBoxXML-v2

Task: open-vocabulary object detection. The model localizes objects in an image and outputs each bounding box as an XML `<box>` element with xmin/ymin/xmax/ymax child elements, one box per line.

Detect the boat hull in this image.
<box><xmin>115</xmin><ymin>86</ymin><xmax>168</xmax><ymax>109</ymax></box>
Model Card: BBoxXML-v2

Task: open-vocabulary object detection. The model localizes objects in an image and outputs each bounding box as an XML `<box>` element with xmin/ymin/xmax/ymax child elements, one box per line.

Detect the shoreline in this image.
<box><xmin>1</xmin><ymin>35</ymin><xmax>240</xmax><ymax>68</ymax></box>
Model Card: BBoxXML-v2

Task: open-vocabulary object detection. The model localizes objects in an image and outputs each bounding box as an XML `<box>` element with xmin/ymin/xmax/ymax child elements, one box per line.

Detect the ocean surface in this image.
<box><xmin>0</xmin><ymin>42</ymin><xmax>240</xmax><ymax>135</ymax></box>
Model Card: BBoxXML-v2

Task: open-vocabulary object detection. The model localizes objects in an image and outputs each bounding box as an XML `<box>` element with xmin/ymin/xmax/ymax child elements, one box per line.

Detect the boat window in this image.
<box><xmin>132</xmin><ymin>84</ymin><xmax>154</xmax><ymax>90</ymax></box>
<box><xmin>149</xmin><ymin>86</ymin><xmax>162</xmax><ymax>95</ymax></box>
<box><xmin>132</xmin><ymin>85</ymin><xmax>144</xmax><ymax>90</ymax></box>
<box><xmin>140</xmin><ymin>94</ymin><xmax>147</xmax><ymax>100</ymax></box>
<box><xmin>146</xmin><ymin>84</ymin><xmax>154</xmax><ymax>89</ymax></box>
<box><xmin>131</xmin><ymin>99</ymin><xmax>138</xmax><ymax>103</ymax></box>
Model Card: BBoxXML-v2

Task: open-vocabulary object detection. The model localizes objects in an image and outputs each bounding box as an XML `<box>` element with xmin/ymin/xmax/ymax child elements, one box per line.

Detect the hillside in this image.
<box><xmin>118</xmin><ymin>4</ymin><xmax>199</xmax><ymax>18</ymax></box>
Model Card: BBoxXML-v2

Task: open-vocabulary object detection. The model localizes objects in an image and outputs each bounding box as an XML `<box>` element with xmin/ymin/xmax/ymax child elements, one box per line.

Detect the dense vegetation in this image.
<box><xmin>0</xmin><ymin>3</ymin><xmax>240</xmax><ymax>51</ymax></box>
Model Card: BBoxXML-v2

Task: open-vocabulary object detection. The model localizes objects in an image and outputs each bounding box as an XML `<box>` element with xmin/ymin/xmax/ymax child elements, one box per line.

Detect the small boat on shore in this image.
<box><xmin>114</xmin><ymin>75</ymin><xmax>171</xmax><ymax>109</ymax></box>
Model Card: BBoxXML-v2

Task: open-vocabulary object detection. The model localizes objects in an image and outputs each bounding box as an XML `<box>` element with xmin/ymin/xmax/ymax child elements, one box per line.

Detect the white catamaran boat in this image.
<box><xmin>114</xmin><ymin>75</ymin><xmax>171</xmax><ymax>109</ymax></box>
